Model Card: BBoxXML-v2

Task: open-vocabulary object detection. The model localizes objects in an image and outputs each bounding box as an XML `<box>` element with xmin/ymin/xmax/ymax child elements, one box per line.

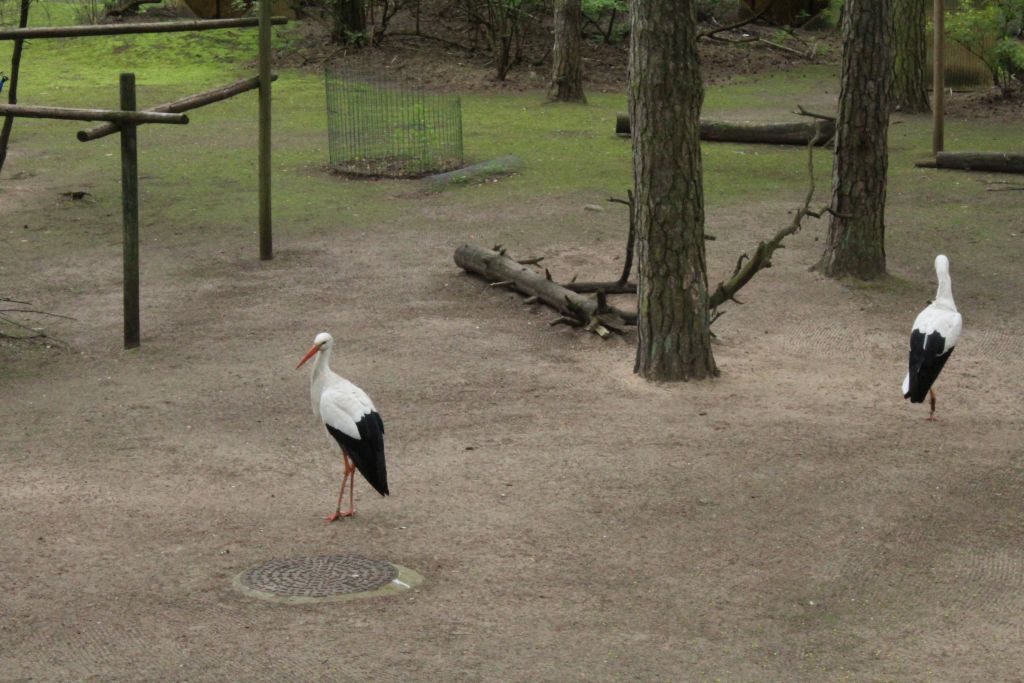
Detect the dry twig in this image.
<box><xmin>707</xmin><ymin>123</ymin><xmax>830</xmax><ymax>316</ymax></box>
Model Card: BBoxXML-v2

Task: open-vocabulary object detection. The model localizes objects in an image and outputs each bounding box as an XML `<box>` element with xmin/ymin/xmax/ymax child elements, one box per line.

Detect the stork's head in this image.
<box><xmin>296</xmin><ymin>332</ymin><xmax>333</xmax><ymax>369</ymax></box>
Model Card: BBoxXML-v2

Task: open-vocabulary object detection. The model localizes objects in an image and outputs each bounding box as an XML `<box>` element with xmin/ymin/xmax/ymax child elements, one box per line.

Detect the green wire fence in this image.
<box><xmin>325</xmin><ymin>68</ymin><xmax>464</xmax><ymax>177</ymax></box>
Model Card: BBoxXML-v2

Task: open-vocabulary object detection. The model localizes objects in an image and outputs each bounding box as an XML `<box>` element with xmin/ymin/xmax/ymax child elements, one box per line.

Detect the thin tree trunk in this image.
<box><xmin>549</xmin><ymin>0</ymin><xmax>586</xmax><ymax>102</ymax></box>
<box><xmin>818</xmin><ymin>0</ymin><xmax>894</xmax><ymax>280</ymax></box>
<box><xmin>0</xmin><ymin>0</ymin><xmax>30</xmax><ymax>178</ymax></box>
<box><xmin>892</xmin><ymin>0</ymin><xmax>930</xmax><ymax>113</ymax></box>
<box><xmin>630</xmin><ymin>0</ymin><xmax>717</xmax><ymax>380</ymax></box>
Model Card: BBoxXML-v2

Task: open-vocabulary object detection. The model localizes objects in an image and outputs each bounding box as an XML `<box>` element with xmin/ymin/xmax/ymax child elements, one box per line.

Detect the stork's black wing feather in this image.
<box><xmin>905</xmin><ymin>329</ymin><xmax>954</xmax><ymax>403</ymax></box>
<box><xmin>325</xmin><ymin>410</ymin><xmax>388</xmax><ymax>496</ymax></box>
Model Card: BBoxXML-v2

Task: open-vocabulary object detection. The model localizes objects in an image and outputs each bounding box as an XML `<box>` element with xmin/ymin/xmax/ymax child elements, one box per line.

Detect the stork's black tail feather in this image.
<box><xmin>325</xmin><ymin>410</ymin><xmax>388</xmax><ymax>497</ymax></box>
<box><xmin>906</xmin><ymin>329</ymin><xmax>953</xmax><ymax>403</ymax></box>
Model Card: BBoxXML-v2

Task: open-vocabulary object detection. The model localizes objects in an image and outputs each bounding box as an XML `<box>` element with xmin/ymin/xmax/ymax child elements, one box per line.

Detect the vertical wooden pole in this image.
<box><xmin>258</xmin><ymin>0</ymin><xmax>273</xmax><ymax>260</ymax></box>
<box><xmin>120</xmin><ymin>73</ymin><xmax>141</xmax><ymax>349</ymax></box>
<box><xmin>932</xmin><ymin>0</ymin><xmax>945</xmax><ymax>155</ymax></box>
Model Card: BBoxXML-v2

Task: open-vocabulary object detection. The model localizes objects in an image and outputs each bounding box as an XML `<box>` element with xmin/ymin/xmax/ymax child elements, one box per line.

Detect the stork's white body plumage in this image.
<box><xmin>902</xmin><ymin>255</ymin><xmax>962</xmax><ymax>419</ymax></box>
<box><xmin>298</xmin><ymin>332</ymin><xmax>387</xmax><ymax>520</ymax></box>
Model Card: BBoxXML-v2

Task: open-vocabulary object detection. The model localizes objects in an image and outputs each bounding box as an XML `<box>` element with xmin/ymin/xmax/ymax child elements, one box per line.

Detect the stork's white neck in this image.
<box><xmin>934</xmin><ymin>259</ymin><xmax>956</xmax><ymax>310</ymax></box>
<box><xmin>312</xmin><ymin>344</ymin><xmax>333</xmax><ymax>377</ymax></box>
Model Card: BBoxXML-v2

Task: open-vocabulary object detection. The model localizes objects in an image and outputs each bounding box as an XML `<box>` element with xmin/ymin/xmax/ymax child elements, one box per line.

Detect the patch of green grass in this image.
<box><xmin>704</xmin><ymin>65</ymin><xmax>841</xmax><ymax>115</ymax></box>
<box><xmin>0</xmin><ymin>2</ymin><xmax>294</xmax><ymax>95</ymax></box>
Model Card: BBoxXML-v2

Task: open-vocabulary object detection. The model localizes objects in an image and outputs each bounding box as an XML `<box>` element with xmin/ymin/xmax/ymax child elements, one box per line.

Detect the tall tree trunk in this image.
<box><xmin>0</xmin><ymin>0</ymin><xmax>30</xmax><ymax>178</ymax></box>
<box><xmin>630</xmin><ymin>0</ymin><xmax>718</xmax><ymax>381</ymax></box>
<box><xmin>330</xmin><ymin>0</ymin><xmax>366</xmax><ymax>44</ymax></box>
<box><xmin>549</xmin><ymin>0</ymin><xmax>586</xmax><ymax>102</ymax></box>
<box><xmin>892</xmin><ymin>0</ymin><xmax>930</xmax><ymax>112</ymax></box>
<box><xmin>817</xmin><ymin>0</ymin><xmax>894</xmax><ymax>280</ymax></box>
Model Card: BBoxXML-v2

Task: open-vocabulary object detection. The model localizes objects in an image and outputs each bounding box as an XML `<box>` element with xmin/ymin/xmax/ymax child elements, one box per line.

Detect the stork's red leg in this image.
<box><xmin>926</xmin><ymin>388</ymin><xmax>938</xmax><ymax>421</ymax></box>
<box><xmin>344</xmin><ymin>459</ymin><xmax>356</xmax><ymax>517</ymax></box>
<box><xmin>326</xmin><ymin>454</ymin><xmax>356</xmax><ymax>522</ymax></box>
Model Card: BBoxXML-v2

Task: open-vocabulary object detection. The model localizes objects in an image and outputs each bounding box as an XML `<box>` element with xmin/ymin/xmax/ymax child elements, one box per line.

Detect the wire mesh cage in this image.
<box><xmin>324</xmin><ymin>68</ymin><xmax>464</xmax><ymax>178</ymax></box>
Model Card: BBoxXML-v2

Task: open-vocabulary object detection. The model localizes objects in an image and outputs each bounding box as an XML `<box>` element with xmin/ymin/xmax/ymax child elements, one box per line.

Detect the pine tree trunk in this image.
<box><xmin>892</xmin><ymin>0</ymin><xmax>930</xmax><ymax>113</ymax></box>
<box><xmin>549</xmin><ymin>0</ymin><xmax>586</xmax><ymax>102</ymax></box>
<box><xmin>630</xmin><ymin>0</ymin><xmax>718</xmax><ymax>381</ymax></box>
<box><xmin>818</xmin><ymin>0</ymin><xmax>893</xmax><ymax>280</ymax></box>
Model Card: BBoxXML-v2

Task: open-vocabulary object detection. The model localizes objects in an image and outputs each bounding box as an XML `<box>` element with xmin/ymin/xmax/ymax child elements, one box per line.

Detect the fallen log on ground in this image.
<box><xmin>424</xmin><ymin>155</ymin><xmax>524</xmax><ymax>189</ymax></box>
<box><xmin>454</xmin><ymin>244</ymin><xmax>635</xmax><ymax>337</ymax></box>
<box><xmin>915</xmin><ymin>152</ymin><xmax>1024</xmax><ymax>174</ymax></box>
<box><xmin>615</xmin><ymin>113</ymin><xmax>835</xmax><ymax>146</ymax></box>
<box><xmin>457</xmin><ymin>125</ymin><xmax>829</xmax><ymax>339</ymax></box>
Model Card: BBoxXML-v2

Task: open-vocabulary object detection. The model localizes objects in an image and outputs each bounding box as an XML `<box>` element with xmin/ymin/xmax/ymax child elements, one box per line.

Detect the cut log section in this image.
<box><xmin>915</xmin><ymin>152</ymin><xmax>1024</xmax><ymax>174</ymax></box>
<box><xmin>454</xmin><ymin>244</ymin><xmax>635</xmax><ymax>337</ymax></box>
<box><xmin>615</xmin><ymin>112</ymin><xmax>835</xmax><ymax>146</ymax></box>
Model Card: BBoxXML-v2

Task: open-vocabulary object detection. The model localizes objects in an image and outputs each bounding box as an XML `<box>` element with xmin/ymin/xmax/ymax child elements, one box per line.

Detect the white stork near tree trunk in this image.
<box><xmin>902</xmin><ymin>255</ymin><xmax>963</xmax><ymax>420</ymax></box>
<box><xmin>297</xmin><ymin>332</ymin><xmax>388</xmax><ymax>521</ymax></box>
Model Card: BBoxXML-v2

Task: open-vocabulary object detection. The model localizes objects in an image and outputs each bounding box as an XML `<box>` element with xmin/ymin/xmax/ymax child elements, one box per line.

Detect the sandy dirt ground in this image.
<box><xmin>3</xmin><ymin>108</ymin><xmax>1024</xmax><ymax>681</ymax></box>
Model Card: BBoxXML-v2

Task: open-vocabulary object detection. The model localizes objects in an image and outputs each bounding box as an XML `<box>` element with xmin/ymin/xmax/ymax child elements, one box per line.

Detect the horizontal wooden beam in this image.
<box><xmin>0</xmin><ymin>103</ymin><xmax>188</xmax><ymax>124</ymax></box>
<box><xmin>77</xmin><ymin>73</ymin><xmax>277</xmax><ymax>142</ymax></box>
<box><xmin>0</xmin><ymin>16</ymin><xmax>287</xmax><ymax>40</ymax></box>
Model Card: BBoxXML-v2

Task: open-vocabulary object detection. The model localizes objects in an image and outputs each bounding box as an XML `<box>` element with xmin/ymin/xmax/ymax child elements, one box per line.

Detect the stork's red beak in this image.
<box><xmin>296</xmin><ymin>345</ymin><xmax>319</xmax><ymax>369</ymax></box>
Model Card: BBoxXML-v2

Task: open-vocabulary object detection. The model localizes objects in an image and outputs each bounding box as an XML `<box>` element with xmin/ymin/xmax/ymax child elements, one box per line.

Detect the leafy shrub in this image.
<box><xmin>456</xmin><ymin>0</ymin><xmax>541</xmax><ymax>80</ymax></box>
<box><xmin>298</xmin><ymin>0</ymin><xmax>414</xmax><ymax>46</ymax></box>
<box><xmin>945</xmin><ymin>0</ymin><xmax>1024</xmax><ymax>94</ymax></box>
<box><xmin>581</xmin><ymin>0</ymin><xmax>626</xmax><ymax>43</ymax></box>
<box><xmin>72</xmin><ymin>0</ymin><xmax>114</xmax><ymax>24</ymax></box>
<box><xmin>822</xmin><ymin>0</ymin><xmax>842</xmax><ymax>27</ymax></box>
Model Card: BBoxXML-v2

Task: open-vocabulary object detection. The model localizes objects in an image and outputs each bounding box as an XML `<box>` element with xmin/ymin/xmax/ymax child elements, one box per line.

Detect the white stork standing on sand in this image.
<box><xmin>297</xmin><ymin>332</ymin><xmax>388</xmax><ymax>521</ymax></box>
<box><xmin>902</xmin><ymin>255</ymin><xmax>963</xmax><ymax>420</ymax></box>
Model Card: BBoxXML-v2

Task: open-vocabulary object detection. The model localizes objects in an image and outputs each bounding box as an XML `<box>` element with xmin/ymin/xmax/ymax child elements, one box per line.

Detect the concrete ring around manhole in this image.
<box><xmin>232</xmin><ymin>554</ymin><xmax>424</xmax><ymax>605</ymax></box>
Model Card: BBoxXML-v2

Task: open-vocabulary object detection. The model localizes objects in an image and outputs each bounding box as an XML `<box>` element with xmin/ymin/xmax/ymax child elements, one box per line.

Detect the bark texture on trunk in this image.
<box><xmin>549</xmin><ymin>0</ymin><xmax>586</xmax><ymax>102</ymax></box>
<box><xmin>818</xmin><ymin>0</ymin><xmax>893</xmax><ymax>280</ymax></box>
<box><xmin>629</xmin><ymin>0</ymin><xmax>717</xmax><ymax>381</ymax></box>
<box><xmin>892</xmin><ymin>0</ymin><xmax>930</xmax><ymax>113</ymax></box>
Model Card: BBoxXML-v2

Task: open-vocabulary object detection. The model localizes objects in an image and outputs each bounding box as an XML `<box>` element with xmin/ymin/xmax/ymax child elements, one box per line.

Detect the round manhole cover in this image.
<box><xmin>233</xmin><ymin>554</ymin><xmax>423</xmax><ymax>604</ymax></box>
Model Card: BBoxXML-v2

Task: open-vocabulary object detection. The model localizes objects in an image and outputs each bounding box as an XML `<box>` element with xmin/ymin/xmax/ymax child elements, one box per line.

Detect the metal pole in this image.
<box><xmin>932</xmin><ymin>0</ymin><xmax>945</xmax><ymax>155</ymax></box>
<box><xmin>120</xmin><ymin>73</ymin><xmax>140</xmax><ymax>349</ymax></box>
<box><xmin>258</xmin><ymin>0</ymin><xmax>273</xmax><ymax>260</ymax></box>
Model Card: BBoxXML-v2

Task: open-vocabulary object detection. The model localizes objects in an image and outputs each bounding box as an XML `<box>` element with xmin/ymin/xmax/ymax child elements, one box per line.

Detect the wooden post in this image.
<box><xmin>120</xmin><ymin>73</ymin><xmax>140</xmax><ymax>349</ymax></box>
<box><xmin>932</xmin><ymin>0</ymin><xmax>945</xmax><ymax>155</ymax></box>
<box><xmin>258</xmin><ymin>0</ymin><xmax>273</xmax><ymax>260</ymax></box>
<box><xmin>0</xmin><ymin>0</ymin><xmax>30</xmax><ymax>177</ymax></box>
